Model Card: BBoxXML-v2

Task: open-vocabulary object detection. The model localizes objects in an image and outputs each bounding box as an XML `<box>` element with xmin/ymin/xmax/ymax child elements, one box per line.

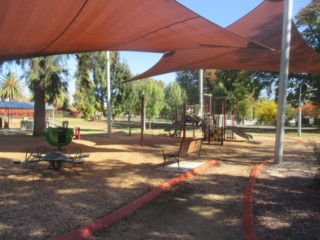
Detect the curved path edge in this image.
<box><xmin>51</xmin><ymin>160</ymin><xmax>220</xmax><ymax>240</ymax></box>
<box><xmin>243</xmin><ymin>159</ymin><xmax>272</xmax><ymax>240</ymax></box>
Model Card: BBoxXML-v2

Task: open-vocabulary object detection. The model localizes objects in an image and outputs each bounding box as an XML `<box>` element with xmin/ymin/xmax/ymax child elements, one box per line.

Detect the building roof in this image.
<box><xmin>0</xmin><ymin>101</ymin><xmax>54</xmax><ymax>110</ymax></box>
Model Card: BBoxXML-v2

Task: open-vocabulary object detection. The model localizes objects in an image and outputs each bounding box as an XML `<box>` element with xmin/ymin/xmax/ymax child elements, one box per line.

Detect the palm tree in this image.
<box><xmin>27</xmin><ymin>56</ymin><xmax>68</xmax><ymax>136</ymax></box>
<box><xmin>0</xmin><ymin>72</ymin><xmax>24</xmax><ymax>101</ymax></box>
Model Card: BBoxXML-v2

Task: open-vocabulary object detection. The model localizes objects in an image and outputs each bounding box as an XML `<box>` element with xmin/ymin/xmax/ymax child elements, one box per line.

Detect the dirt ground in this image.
<box><xmin>0</xmin><ymin>130</ymin><xmax>318</xmax><ymax>240</ymax></box>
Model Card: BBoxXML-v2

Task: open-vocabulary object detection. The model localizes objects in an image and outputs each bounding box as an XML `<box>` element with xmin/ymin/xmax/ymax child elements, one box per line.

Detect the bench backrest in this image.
<box><xmin>179</xmin><ymin>138</ymin><xmax>202</xmax><ymax>158</ymax></box>
<box><xmin>187</xmin><ymin>139</ymin><xmax>202</xmax><ymax>154</ymax></box>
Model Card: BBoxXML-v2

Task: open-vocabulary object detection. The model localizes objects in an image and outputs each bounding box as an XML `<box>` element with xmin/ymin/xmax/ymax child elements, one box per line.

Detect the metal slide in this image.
<box><xmin>227</xmin><ymin>126</ymin><xmax>253</xmax><ymax>140</ymax></box>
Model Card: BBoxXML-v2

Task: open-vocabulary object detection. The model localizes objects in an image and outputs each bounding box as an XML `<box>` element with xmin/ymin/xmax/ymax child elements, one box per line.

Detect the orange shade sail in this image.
<box><xmin>0</xmin><ymin>0</ymin><xmax>267</xmax><ymax>62</ymax></box>
<box><xmin>130</xmin><ymin>0</ymin><xmax>320</xmax><ymax>81</ymax></box>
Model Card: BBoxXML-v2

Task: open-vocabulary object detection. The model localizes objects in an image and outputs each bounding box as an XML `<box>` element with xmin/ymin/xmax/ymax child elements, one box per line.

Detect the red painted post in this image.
<box><xmin>140</xmin><ymin>95</ymin><xmax>144</xmax><ymax>147</ymax></box>
<box><xmin>183</xmin><ymin>99</ymin><xmax>186</xmax><ymax>140</ymax></box>
<box><xmin>232</xmin><ymin>99</ymin><xmax>235</xmax><ymax>139</ymax></box>
<box><xmin>221</xmin><ymin>100</ymin><xmax>225</xmax><ymax>145</ymax></box>
<box><xmin>208</xmin><ymin>95</ymin><xmax>212</xmax><ymax>144</ymax></box>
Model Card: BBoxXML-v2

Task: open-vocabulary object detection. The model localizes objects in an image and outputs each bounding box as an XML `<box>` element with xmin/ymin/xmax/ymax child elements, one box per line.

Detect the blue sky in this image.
<box><xmin>120</xmin><ymin>0</ymin><xmax>312</xmax><ymax>85</ymax></box>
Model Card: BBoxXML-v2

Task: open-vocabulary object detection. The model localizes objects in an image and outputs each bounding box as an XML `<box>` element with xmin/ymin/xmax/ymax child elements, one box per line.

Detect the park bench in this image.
<box><xmin>163</xmin><ymin>138</ymin><xmax>203</xmax><ymax>168</ymax></box>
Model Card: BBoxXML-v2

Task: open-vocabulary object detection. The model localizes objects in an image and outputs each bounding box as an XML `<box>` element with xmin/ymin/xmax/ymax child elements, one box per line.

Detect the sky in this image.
<box><xmin>119</xmin><ymin>0</ymin><xmax>312</xmax><ymax>85</ymax></box>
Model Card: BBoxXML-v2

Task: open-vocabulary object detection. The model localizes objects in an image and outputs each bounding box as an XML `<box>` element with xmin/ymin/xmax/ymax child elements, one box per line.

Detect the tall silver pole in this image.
<box><xmin>199</xmin><ymin>69</ymin><xmax>203</xmax><ymax>117</ymax></box>
<box><xmin>298</xmin><ymin>85</ymin><xmax>302</xmax><ymax>137</ymax></box>
<box><xmin>275</xmin><ymin>0</ymin><xmax>293</xmax><ymax>164</ymax></box>
<box><xmin>298</xmin><ymin>83</ymin><xmax>309</xmax><ymax>137</ymax></box>
<box><xmin>106</xmin><ymin>51</ymin><xmax>112</xmax><ymax>138</ymax></box>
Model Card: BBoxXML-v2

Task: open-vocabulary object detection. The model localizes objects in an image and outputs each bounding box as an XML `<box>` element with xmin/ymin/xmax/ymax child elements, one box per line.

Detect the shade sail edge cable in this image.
<box><xmin>39</xmin><ymin>0</ymin><xmax>89</xmax><ymax>54</ymax></box>
<box><xmin>118</xmin><ymin>16</ymin><xmax>200</xmax><ymax>49</ymax></box>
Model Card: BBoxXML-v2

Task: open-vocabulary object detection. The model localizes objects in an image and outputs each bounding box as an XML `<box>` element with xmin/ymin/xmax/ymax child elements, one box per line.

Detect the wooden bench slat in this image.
<box><xmin>163</xmin><ymin>138</ymin><xmax>203</xmax><ymax>168</ymax></box>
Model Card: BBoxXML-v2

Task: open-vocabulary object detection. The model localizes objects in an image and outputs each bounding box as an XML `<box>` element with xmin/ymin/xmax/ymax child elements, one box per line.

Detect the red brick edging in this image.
<box><xmin>243</xmin><ymin>160</ymin><xmax>271</xmax><ymax>240</ymax></box>
<box><xmin>51</xmin><ymin>160</ymin><xmax>220</xmax><ymax>240</ymax></box>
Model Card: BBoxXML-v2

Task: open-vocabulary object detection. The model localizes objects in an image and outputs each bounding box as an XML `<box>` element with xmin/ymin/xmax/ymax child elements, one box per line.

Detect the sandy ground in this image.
<box><xmin>0</xmin><ymin>131</ymin><xmax>317</xmax><ymax>239</ymax></box>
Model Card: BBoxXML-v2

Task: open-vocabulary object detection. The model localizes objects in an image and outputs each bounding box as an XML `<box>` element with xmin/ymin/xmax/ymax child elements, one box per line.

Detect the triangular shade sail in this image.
<box><xmin>130</xmin><ymin>0</ymin><xmax>320</xmax><ymax>81</ymax></box>
<box><xmin>0</xmin><ymin>0</ymin><xmax>268</xmax><ymax>62</ymax></box>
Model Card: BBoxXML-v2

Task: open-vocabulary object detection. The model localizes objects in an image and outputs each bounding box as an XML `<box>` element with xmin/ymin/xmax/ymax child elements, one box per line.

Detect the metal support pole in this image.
<box><xmin>275</xmin><ymin>0</ymin><xmax>293</xmax><ymax>164</ymax></box>
<box><xmin>298</xmin><ymin>83</ymin><xmax>309</xmax><ymax>137</ymax></box>
<box><xmin>140</xmin><ymin>94</ymin><xmax>145</xmax><ymax>147</ymax></box>
<box><xmin>298</xmin><ymin>85</ymin><xmax>302</xmax><ymax>137</ymax></box>
<box><xmin>199</xmin><ymin>69</ymin><xmax>203</xmax><ymax>117</ymax></box>
<box><xmin>106</xmin><ymin>51</ymin><xmax>112</xmax><ymax>138</ymax></box>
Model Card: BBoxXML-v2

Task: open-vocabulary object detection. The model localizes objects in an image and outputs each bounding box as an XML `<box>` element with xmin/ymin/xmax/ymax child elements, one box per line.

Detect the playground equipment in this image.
<box><xmin>13</xmin><ymin>125</ymin><xmax>89</xmax><ymax>170</ymax></box>
<box><xmin>202</xmin><ymin>96</ymin><xmax>252</xmax><ymax>145</ymax></box>
<box><xmin>165</xmin><ymin>121</ymin><xmax>183</xmax><ymax>137</ymax></box>
<box><xmin>226</xmin><ymin>126</ymin><xmax>253</xmax><ymax>140</ymax></box>
<box><xmin>45</xmin><ymin>127</ymin><xmax>74</xmax><ymax>149</ymax></box>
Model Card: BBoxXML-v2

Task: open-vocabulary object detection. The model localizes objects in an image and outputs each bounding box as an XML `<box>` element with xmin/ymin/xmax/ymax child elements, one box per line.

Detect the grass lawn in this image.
<box><xmin>1</xmin><ymin>117</ymin><xmax>319</xmax><ymax>140</ymax></box>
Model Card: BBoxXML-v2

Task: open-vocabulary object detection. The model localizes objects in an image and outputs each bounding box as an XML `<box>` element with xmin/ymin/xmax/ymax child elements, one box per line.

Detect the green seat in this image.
<box><xmin>45</xmin><ymin>128</ymin><xmax>74</xmax><ymax>149</ymax></box>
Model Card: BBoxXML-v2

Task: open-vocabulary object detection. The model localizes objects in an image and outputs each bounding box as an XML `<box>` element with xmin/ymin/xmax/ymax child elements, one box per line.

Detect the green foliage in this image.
<box><xmin>175</xmin><ymin>70</ymin><xmax>199</xmax><ymax>104</ymax></box>
<box><xmin>141</xmin><ymin>78</ymin><xmax>165</xmax><ymax>121</ymax></box>
<box><xmin>28</xmin><ymin>56</ymin><xmax>68</xmax><ymax>107</ymax></box>
<box><xmin>295</xmin><ymin>0</ymin><xmax>320</xmax><ymax>52</ymax></box>
<box><xmin>162</xmin><ymin>82</ymin><xmax>186</xmax><ymax>118</ymax></box>
<box><xmin>235</xmin><ymin>95</ymin><xmax>254</xmax><ymax>123</ymax></box>
<box><xmin>285</xmin><ymin>103</ymin><xmax>297</xmax><ymax>123</ymax></box>
<box><xmin>26</xmin><ymin>56</ymin><xmax>68</xmax><ymax>136</ymax></box>
<box><xmin>121</xmin><ymin>81</ymin><xmax>141</xmax><ymax>116</ymax></box>
<box><xmin>215</xmin><ymin>70</ymin><xmax>264</xmax><ymax>101</ymax></box>
<box><xmin>256</xmin><ymin>99</ymin><xmax>278</xmax><ymax>125</ymax></box>
<box><xmin>0</xmin><ymin>72</ymin><xmax>24</xmax><ymax>101</ymax></box>
<box><xmin>110</xmin><ymin>52</ymin><xmax>132</xmax><ymax>118</ymax></box>
<box><xmin>74</xmin><ymin>52</ymin><xmax>107</xmax><ymax>119</ymax></box>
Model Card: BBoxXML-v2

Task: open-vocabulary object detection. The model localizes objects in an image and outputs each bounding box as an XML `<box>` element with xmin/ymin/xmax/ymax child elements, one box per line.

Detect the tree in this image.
<box><xmin>255</xmin><ymin>99</ymin><xmax>278</xmax><ymax>125</ymax></box>
<box><xmin>162</xmin><ymin>82</ymin><xmax>186</xmax><ymax>119</ymax></box>
<box><xmin>286</xmin><ymin>1</ymin><xmax>320</xmax><ymax>106</ymax></box>
<box><xmin>214</xmin><ymin>70</ymin><xmax>266</xmax><ymax>101</ymax></box>
<box><xmin>302</xmin><ymin>102</ymin><xmax>320</xmax><ymax>119</ymax></box>
<box><xmin>141</xmin><ymin>78</ymin><xmax>165</xmax><ymax>128</ymax></box>
<box><xmin>295</xmin><ymin>0</ymin><xmax>320</xmax><ymax>52</ymax></box>
<box><xmin>175</xmin><ymin>70</ymin><xmax>199</xmax><ymax>104</ymax></box>
<box><xmin>27</xmin><ymin>56</ymin><xmax>68</xmax><ymax>136</ymax></box>
<box><xmin>0</xmin><ymin>72</ymin><xmax>24</xmax><ymax>101</ymax></box>
<box><xmin>74</xmin><ymin>52</ymin><xmax>103</xmax><ymax>119</ymax></box>
<box><xmin>110</xmin><ymin>52</ymin><xmax>132</xmax><ymax>118</ymax></box>
<box><xmin>74</xmin><ymin>51</ymin><xmax>132</xmax><ymax>120</ymax></box>
<box><xmin>235</xmin><ymin>95</ymin><xmax>255</xmax><ymax>124</ymax></box>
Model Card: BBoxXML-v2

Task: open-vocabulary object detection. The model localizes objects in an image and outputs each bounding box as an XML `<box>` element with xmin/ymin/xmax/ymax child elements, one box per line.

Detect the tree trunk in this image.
<box><xmin>33</xmin><ymin>78</ymin><xmax>46</xmax><ymax>136</ymax></box>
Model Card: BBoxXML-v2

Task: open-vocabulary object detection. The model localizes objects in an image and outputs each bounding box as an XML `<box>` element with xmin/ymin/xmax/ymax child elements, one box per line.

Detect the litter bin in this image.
<box><xmin>26</xmin><ymin>121</ymin><xmax>34</xmax><ymax>130</ymax></box>
<box><xmin>62</xmin><ymin>121</ymin><xmax>69</xmax><ymax>128</ymax></box>
<box><xmin>21</xmin><ymin>120</ymin><xmax>27</xmax><ymax>130</ymax></box>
